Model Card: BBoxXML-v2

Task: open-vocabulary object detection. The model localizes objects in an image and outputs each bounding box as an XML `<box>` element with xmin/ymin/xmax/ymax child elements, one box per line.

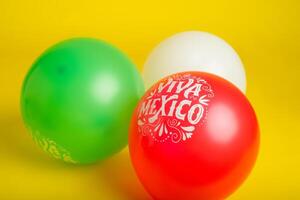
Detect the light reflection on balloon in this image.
<box><xmin>207</xmin><ymin>103</ymin><xmax>238</xmax><ymax>143</ymax></box>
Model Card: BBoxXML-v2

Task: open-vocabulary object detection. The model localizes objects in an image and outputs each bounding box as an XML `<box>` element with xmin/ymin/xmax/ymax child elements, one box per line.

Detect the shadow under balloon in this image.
<box><xmin>0</xmin><ymin>113</ymin><xmax>150</xmax><ymax>199</ymax></box>
<box><xmin>94</xmin><ymin>148</ymin><xmax>150</xmax><ymax>200</ymax></box>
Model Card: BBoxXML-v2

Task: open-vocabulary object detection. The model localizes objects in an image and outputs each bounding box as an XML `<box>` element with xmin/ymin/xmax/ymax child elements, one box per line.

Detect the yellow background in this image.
<box><xmin>0</xmin><ymin>0</ymin><xmax>299</xmax><ymax>199</ymax></box>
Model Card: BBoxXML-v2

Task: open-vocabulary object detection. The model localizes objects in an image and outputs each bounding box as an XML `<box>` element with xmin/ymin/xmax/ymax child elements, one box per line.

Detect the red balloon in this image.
<box><xmin>129</xmin><ymin>72</ymin><xmax>259</xmax><ymax>200</ymax></box>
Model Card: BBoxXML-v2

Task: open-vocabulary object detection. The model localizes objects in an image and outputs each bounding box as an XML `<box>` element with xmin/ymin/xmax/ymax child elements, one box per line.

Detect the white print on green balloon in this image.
<box><xmin>138</xmin><ymin>74</ymin><xmax>214</xmax><ymax>143</ymax></box>
<box><xmin>28</xmin><ymin>127</ymin><xmax>77</xmax><ymax>163</ymax></box>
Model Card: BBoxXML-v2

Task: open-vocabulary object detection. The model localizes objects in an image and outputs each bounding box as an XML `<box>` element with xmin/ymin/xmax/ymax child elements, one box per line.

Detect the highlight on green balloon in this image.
<box><xmin>20</xmin><ymin>38</ymin><xmax>144</xmax><ymax>164</ymax></box>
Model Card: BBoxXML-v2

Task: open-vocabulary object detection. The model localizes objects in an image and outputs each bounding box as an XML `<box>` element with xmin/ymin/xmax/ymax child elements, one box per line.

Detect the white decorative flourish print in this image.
<box><xmin>137</xmin><ymin>73</ymin><xmax>214</xmax><ymax>143</ymax></box>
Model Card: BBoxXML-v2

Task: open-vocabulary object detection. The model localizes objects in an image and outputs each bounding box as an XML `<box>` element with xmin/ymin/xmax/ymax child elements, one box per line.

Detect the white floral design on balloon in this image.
<box><xmin>137</xmin><ymin>73</ymin><xmax>213</xmax><ymax>143</ymax></box>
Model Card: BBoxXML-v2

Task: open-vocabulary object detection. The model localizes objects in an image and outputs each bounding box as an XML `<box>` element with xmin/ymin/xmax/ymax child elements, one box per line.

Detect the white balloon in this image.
<box><xmin>143</xmin><ymin>31</ymin><xmax>246</xmax><ymax>93</ymax></box>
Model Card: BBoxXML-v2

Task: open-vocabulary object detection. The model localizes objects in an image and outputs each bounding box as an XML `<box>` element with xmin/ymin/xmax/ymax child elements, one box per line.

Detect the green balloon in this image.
<box><xmin>21</xmin><ymin>38</ymin><xmax>144</xmax><ymax>164</ymax></box>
